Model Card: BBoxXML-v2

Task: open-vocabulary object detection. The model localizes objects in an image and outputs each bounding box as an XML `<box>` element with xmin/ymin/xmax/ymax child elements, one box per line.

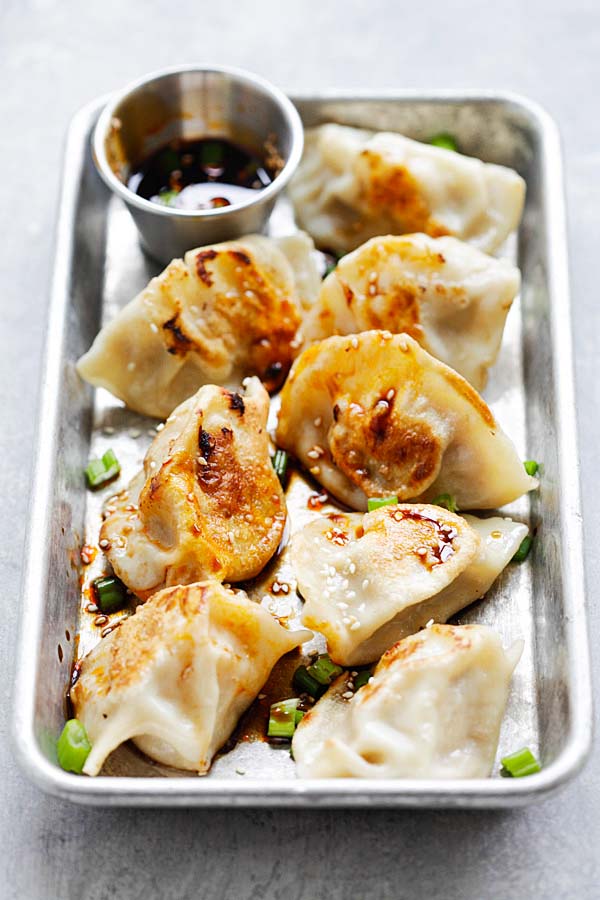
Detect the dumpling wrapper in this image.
<box><xmin>292</xmin><ymin>623</ymin><xmax>523</xmax><ymax>779</ymax></box>
<box><xmin>71</xmin><ymin>581</ymin><xmax>312</xmax><ymax>775</ymax></box>
<box><xmin>276</xmin><ymin>331</ymin><xmax>537</xmax><ymax>510</ymax></box>
<box><xmin>101</xmin><ymin>377</ymin><xmax>286</xmax><ymax>600</ymax></box>
<box><xmin>77</xmin><ymin>233</ymin><xmax>319</xmax><ymax>419</ymax></box>
<box><xmin>303</xmin><ymin>233</ymin><xmax>520</xmax><ymax>390</ymax></box>
<box><xmin>292</xmin><ymin>504</ymin><xmax>528</xmax><ymax>665</ymax></box>
<box><xmin>288</xmin><ymin>124</ymin><xmax>525</xmax><ymax>255</ymax></box>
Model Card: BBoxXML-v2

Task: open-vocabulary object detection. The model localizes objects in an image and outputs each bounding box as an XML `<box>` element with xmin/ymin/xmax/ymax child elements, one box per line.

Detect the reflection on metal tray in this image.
<box><xmin>13</xmin><ymin>91</ymin><xmax>591</xmax><ymax>807</ymax></box>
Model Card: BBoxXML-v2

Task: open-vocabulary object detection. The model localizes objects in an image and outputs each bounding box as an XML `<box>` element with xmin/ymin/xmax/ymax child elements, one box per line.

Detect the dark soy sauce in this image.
<box><xmin>128</xmin><ymin>136</ymin><xmax>280</xmax><ymax>211</ymax></box>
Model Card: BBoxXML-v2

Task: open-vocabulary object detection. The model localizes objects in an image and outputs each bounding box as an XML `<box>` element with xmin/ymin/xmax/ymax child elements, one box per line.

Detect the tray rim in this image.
<box><xmin>12</xmin><ymin>88</ymin><xmax>593</xmax><ymax>808</ymax></box>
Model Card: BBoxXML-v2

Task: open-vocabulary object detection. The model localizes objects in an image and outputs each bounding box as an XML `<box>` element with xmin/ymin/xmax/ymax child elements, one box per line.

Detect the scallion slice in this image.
<box><xmin>512</xmin><ymin>535</ymin><xmax>533</xmax><ymax>563</ymax></box>
<box><xmin>93</xmin><ymin>575</ymin><xmax>127</xmax><ymax>614</ymax></box>
<box><xmin>57</xmin><ymin>719</ymin><xmax>92</xmax><ymax>774</ymax></box>
<box><xmin>431</xmin><ymin>493</ymin><xmax>459</xmax><ymax>513</ymax></box>
<box><xmin>293</xmin><ymin>665</ymin><xmax>326</xmax><ymax>699</ymax></box>
<box><xmin>267</xmin><ymin>698</ymin><xmax>301</xmax><ymax>739</ymax></box>
<box><xmin>524</xmin><ymin>459</ymin><xmax>540</xmax><ymax>476</ymax></box>
<box><xmin>429</xmin><ymin>133</ymin><xmax>458</xmax><ymax>151</ymax></box>
<box><xmin>367</xmin><ymin>496</ymin><xmax>398</xmax><ymax>512</ymax></box>
<box><xmin>272</xmin><ymin>449</ymin><xmax>288</xmax><ymax>485</ymax></box>
<box><xmin>307</xmin><ymin>653</ymin><xmax>343</xmax><ymax>686</ymax></box>
<box><xmin>353</xmin><ymin>670</ymin><xmax>372</xmax><ymax>690</ymax></box>
<box><xmin>84</xmin><ymin>448</ymin><xmax>120</xmax><ymax>489</ymax></box>
<box><xmin>500</xmin><ymin>747</ymin><xmax>541</xmax><ymax>777</ymax></box>
<box><xmin>156</xmin><ymin>189</ymin><xmax>179</xmax><ymax>207</ymax></box>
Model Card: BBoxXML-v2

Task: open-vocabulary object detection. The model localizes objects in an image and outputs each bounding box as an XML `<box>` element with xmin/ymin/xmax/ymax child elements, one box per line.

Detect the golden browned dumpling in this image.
<box><xmin>292</xmin><ymin>505</ymin><xmax>528</xmax><ymax>665</ymax></box>
<box><xmin>292</xmin><ymin>624</ymin><xmax>522</xmax><ymax>779</ymax></box>
<box><xmin>77</xmin><ymin>233</ymin><xmax>319</xmax><ymax>418</ymax></box>
<box><xmin>289</xmin><ymin>124</ymin><xmax>525</xmax><ymax>255</ymax></box>
<box><xmin>276</xmin><ymin>331</ymin><xmax>537</xmax><ymax>510</ymax></box>
<box><xmin>71</xmin><ymin>581</ymin><xmax>311</xmax><ymax>775</ymax></box>
<box><xmin>101</xmin><ymin>377</ymin><xmax>286</xmax><ymax>599</ymax></box>
<box><xmin>304</xmin><ymin>233</ymin><xmax>521</xmax><ymax>390</ymax></box>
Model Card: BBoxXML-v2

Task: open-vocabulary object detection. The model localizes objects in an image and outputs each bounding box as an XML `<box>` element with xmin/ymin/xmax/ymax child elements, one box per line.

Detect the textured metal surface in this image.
<box><xmin>13</xmin><ymin>91</ymin><xmax>591</xmax><ymax>807</ymax></box>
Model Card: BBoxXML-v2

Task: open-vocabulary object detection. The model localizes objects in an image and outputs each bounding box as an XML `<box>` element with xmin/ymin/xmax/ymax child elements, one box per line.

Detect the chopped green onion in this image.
<box><xmin>431</xmin><ymin>493</ymin><xmax>459</xmax><ymax>513</ymax></box>
<box><xmin>84</xmin><ymin>448</ymin><xmax>120</xmax><ymax>489</ymax></box>
<box><xmin>308</xmin><ymin>653</ymin><xmax>343</xmax><ymax>686</ymax></box>
<box><xmin>353</xmin><ymin>670</ymin><xmax>372</xmax><ymax>690</ymax></box>
<box><xmin>512</xmin><ymin>534</ymin><xmax>533</xmax><ymax>563</ymax></box>
<box><xmin>429</xmin><ymin>133</ymin><xmax>458</xmax><ymax>152</ymax></box>
<box><xmin>57</xmin><ymin>719</ymin><xmax>91</xmax><ymax>774</ymax></box>
<box><xmin>272</xmin><ymin>449</ymin><xmax>288</xmax><ymax>485</ymax></box>
<box><xmin>524</xmin><ymin>459</ymin><xmax>539</xmax><ymax>476</ymax></box>
<box><xmin>500</xmin><ymin>746</ymin><xmax>541</xmax><ymax>777</ymax></box>
<box><xmin>295</xmin><ymin>709</ymin><xmax>304</xmax><ymax>726</ymax></box>
<box><xmin>93</xmin><ymin>575</ymin><xmax>127</xmax><ymax>614</ymax></box>
<box><xmin>156</xmin><ymin>189</ymin><xmax>179</xmax><ymax>207</ymax></box>
<box><xmin>324</xmin><ymin>262</ymin><xmax>337</xmax><ymax>277</ymax></box>
<box><xmin>267</xmin><ymin>698</ymin><xmax>301</xmax><ymax>739</ymax></box>
<box><xmin>200</xmin><ymin>140</ymin><xmax>224</xmax><ymax>166</ymax></box>
<box><xmin>367</xmin><ymin>496</ymin><xmax>398</xmax><ymax>512</ymax></box>
<box><xmin>293</xmin><ymin>665</ymin><xmax>326</xmax><ymax>699</ymax></box>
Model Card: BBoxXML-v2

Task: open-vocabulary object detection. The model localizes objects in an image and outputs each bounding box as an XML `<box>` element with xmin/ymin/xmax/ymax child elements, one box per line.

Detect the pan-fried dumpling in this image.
<box><xmin>276</xmin><ymin>331</ymin><xmax>536</xmax><ymax>510</ymax></box>
<box><xmin>77</xmin><ymin>233</ymin><xmax>319</xmax><ymax>419</ymax></box>
<box><xmin>289</xmin><ymin>124</ymin><xmax>525</xmax><ymax>256</ymax></box>
<box><xmin>303</xmin><ymin>233</ymin><xmax>520</xmax><ymax>390</ymax></box>
<box><xmin>292</xmin><ymin>623</ymin><xmax>522</xmax><ymax>779</ymax></box>
<box><xmin>101</xmin><ymin>377</ymin><xmax>286</xmax><ymax>600</ymax></box>
<box><xmin>292</xmin><ymin>504</ymin><xmax>528</xmax><ymax>665</ymax></box>
<box><xmin>71</xmin><ymin>581</ymin><xmax>312</xmax><ymax>775</ymax></box>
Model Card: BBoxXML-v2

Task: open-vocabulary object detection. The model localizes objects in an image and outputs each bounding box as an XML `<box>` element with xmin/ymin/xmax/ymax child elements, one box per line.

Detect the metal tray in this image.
<box><xmin>13</xmin><ymin>91</ymin><xmax>592</xmax><ymax>807</ymax></box>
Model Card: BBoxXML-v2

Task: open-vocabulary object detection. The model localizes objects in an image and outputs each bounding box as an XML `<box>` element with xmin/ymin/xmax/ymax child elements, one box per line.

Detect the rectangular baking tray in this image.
<box><xmin>13</xmin><ymin>90</ymin><xmax>592</xmax><ymax>807</ymax></box>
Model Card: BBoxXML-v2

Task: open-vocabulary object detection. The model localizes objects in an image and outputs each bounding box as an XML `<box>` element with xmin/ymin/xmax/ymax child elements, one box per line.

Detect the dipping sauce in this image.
<box><xmin>127</xmin><ymin>136</ymin><xmax>281</xmax><ymax>211</ymax></box>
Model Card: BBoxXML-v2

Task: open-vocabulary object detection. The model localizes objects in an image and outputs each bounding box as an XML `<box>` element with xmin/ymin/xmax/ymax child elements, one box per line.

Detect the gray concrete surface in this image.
<box><xmin>1</xmin><ymin>1</ymin><xmax>599</xmax><ymax>897</ymax></box>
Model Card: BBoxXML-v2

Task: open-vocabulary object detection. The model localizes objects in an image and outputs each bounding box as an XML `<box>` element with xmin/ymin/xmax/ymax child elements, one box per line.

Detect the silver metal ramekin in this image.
<box><xmin>92</xmin><ymin>65</ymin><xmax>304</xmax><ymax>262</ymax></box>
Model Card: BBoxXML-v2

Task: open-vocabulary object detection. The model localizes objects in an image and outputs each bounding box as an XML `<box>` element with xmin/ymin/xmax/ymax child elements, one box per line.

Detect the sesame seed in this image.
<box><xmin>127</xmin><ymin>361</ymin><xmax>136</xmax><ymax>371</ymax></box>
<box><xmin>244</xmin><ymin>290</ymin><xmax>256</xmax><ymax>299</ymax></box>
<box><xmin>94</xmin><ymin>615</ymin><xmax>109</xmax><ymax>627</ymax></box>
<box><xmin>258</xmin><ymin>694</ymin><xmax>266</xmax><ymax>700</ymax></box>
<box><xmin>368</xmin><ymin>271</ymin><xmax>377</xmax><ymax>282</ymax></box>
<box><xmin>342</xmin><ymin>691</ymin><xmax>354</xmax><ymax>700</ymax></box>
<box><xmin>86</xmin><ymin>603</ymin><xmax>98</xmax><ymax>614</ymax></box>
<box><xmin>416</xmin><ymin>547</ymin><xmax>428</xmax><ymax>556</ymax></box>
<box><xmin>281</xmin><ymin>583</ymin><xmax>290</xmax><ymax>594</ymax></box>
<box><xmin>198</xmin><ymin>456</ymin><xmax>208</xmax><ymax>466</ymax></box>
<box><xmin>314</xmin><ymin>416</ymin><xmax>322</xmax><ymax>427</ymax></box>
<box><xmin>337</xmin><ymin>602</ymin><xmax>349</xmax><ymax>610</ymax></box>
<box><xmin>148</xmin><ymin>460</ymin><xmax>157</xmax><ymax>470</ymax></box>
<box><xmin>245</xmin><ymin>513</ymin><xmax>254</xmax><ymax>522</ymax></box>
<box><xmin>309</xmin><ymin>465</ymin><xmax>321</xmax><ymax>475</ymax></box>
<box><xmin>156</xmin><ymin>423</ymin><xmax>165</xmax><ymax>432</ymax></box>
<box><xmin>351</xmin><ymin>671</ymin><xmax>358</xmax><ymax>677</ymax></box>
<box><xmin>187</xmin><ymin>492</ymin><xmax>195</xmax><ymax>502</ymax></box>
<box><xmin>99</xmin><ymin>539</ymin><xmax>110</xmax><ymax>549</ymax></box>
<box><xmin>342</xmin><ymin>616</ymin><xmax>352</xmax><ymax>625</ymax></box>
<box><xmin>491</xmin><ymin>530</ymin><xmax>502</xmax><ymax>539</ymax></box>
<box><xmin>350</xmin><ymin>336</ymin><xmax>359</xmax><ymax>349</ymax></box>
<box><xmin>272</xmin><ymin>583</ymin><xmax>281</xmax><ymax>594</ymax></box>
<box><xmin>150</xmin><ymin>322</ymin><xmax>159</xmax><ymax>333</ymax></box>
<box><xmin>348</xmin><ymin>562</ymin><xmax>356</xmax><ymax>575</ymax></box>
<box><xmin>102</xmin><ymin>426</ymin><xmax>115</xmax><ymax>435</ymax></box>
<box><xmin>368</xmin><ymin>284</ymin><xmax>377</xmax><ymax>296</ymax></box>
<box><xmin>129</xmin><ymin>428</ymin><xmax>141</xmax><ymax>438</ymax></box>
<box><xmin>350</xmin><ymin>621</ymin><xmax>361</xmax><ymax>631</ymax></box>
<box><xmin>382</xmin><ymin>330</ymin><xmax>393</xmax><ymax>340</ymax></box>
<box><xmin>362</xmin><ymin>579</ymin><xmax>369</xmax><ymax>589</ymax></box>
<box><xmin>101</xmin><ymin>623</ymin><xmax>120</xmax><ymax>638</ymax></box>
<box><xmin>307</xmin><ymin>449</ymin><xmax>320</xmax><ymax>460</ymax></box>
<box><xmin>386</xmin><ymin>388</ymin><xmax>396</xmax><ymax>401</ymax></box>
<box><xmin>425</xmin><ymin>618</ymin><xmax>435</xmax><ymax>628</ymax></box>
<box><xmin>228</xmin><ymin>531</ymin><xmax>235</xmax><ymax>543</ymax></box>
